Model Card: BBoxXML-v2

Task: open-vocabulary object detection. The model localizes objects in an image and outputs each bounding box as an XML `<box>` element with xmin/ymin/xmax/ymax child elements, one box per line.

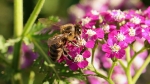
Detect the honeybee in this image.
<box><xmin>60</xmin><ymin>24</ymin><xmax>82</xmax><ymax>41</ymax></box>
<box><xmin>47</xmin><ymin>24</ymin><xmax>82</xmax><ymax>61</ymax></box>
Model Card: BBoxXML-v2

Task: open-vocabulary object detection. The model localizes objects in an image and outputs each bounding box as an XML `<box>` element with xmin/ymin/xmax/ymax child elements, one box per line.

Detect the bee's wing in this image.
<box><xmin>38</xmin><ymin>18</ymin><xmax>61</xmax><ymax>27</ymax></box>
<box><xmin>47</xmin><ymin>34</ymin><xmax>64</xmax><ymax>46</ymax></box>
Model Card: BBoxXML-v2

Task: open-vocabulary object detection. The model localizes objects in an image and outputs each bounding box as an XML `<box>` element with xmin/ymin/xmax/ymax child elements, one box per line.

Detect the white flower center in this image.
<box><xmin>130</xmin><ymin>17</ymin><xmax>141</xmax><ymax>24</ymax></box>
<box><xmin>91</xmin><ymin>10</ymin><xmax>99</xmax><ymax>15</ymax></box>
<box><xmin>102</xmin><ymin>24</ymin><xmax>110</xmax><ymax>33</ymax></box>
<box><xmin>110</xmin><ymin>44</ymin><xmax>121</xmax><ymax>52</ymax></box>
<box><xmin>74</xmin><ymin>54</ymin><xmax>83</xmax><ymax>62</ymax></box>
<box><xmin>81</xmin><ymin>17</ymin><xmax>91</xmax><ymax>26</ymax></box>
<box><xmin>78</xmin><ymin>38</ymin><xmax>86</xmax><ymax>46</ymax></box>
<box><xmin>86</xmin><ymin>29</ymin><xmax>96</xmax><ymax>36</ymax></box>
<box><xmin>111</xmin><ymin>10</ymin><xmax>125</xmax><ymax>21</ymax></box>
<box><xmin>129</xmin><ymin>27</ymin><xmax>136</xmax><ymax>36</ymax></box>
<box><xmin>116</xmin><ymin>33</ymin><xmax>126</xmax><ymax>41</ymax></box>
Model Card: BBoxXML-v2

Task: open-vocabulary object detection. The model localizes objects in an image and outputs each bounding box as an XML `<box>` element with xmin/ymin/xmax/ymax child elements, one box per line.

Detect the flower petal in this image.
<box><xmin>82</xmin><ymin>50</ymin><xmax>91</xmax><ymax>58</ymax></box>
<box><xmin>95</xmin><ymin>28</ymin><xmax>104</xmax><ymax>38</ymax></box>
<box><xmin>85</xmin><ymin>41</ymin><xmax>95</xmax><ymax>48</ymax></box>
<box><xmin>102</xmin><ymin>44</ymin><xmax>111</xmax><ymax>53</ymax></box>
<box><xmin>116</xmin><ymin>49</ymin><xmax>125</xmax><ymax>59</ymax></box>
<box><xmin>77</xmin><ymin>60</ymin><xmax>88</xmax><ymax>68</ymax></box>
<box><xmin>66</xmin><ymin>61</ymin><xmax>78</xmax><ymax>71</ymax></box>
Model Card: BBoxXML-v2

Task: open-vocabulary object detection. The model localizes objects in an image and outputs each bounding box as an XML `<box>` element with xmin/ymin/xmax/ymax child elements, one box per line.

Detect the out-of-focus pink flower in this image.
<box><xmin>21</xmin><ymin>43</ymin><xmax>38</xmax><ymax>69</ymax></box>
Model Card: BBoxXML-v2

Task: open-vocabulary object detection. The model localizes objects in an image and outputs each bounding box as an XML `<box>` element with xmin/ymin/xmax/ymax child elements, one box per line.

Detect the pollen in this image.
<box><xmin>129</xmin><ymin>27</ymin><xmax>136</xmax><ymax>36</ymax></box>
<box><xmin>111</xmin><ymin>10</ymin><xmax>125</xmax><ymax>21</ymax></box>
<box><xmin>110</xmin><ymin>44</ymin><xmax>121</xmax><ymax>52</ymax></box>
<box><xmin>74</xmin><ymin>54</ymin><xmax>83</xmax><ymax>62</ymax></box>
<box><xmin>86</xmin><ymin>29</ymin><xmax>96</xmax><ymax>36</ymax></box>
<box><xmin>81</xmin><ymin>17</ymin><xmax>91</xmax><ymax>26</ymax></box>
<box><xmin>116</xmin><ymin>33</ymin><xmax>126</xmax><ymax>41</ymax></box>
<box><xmin>102</xmin><ymin>24</ymin><xmax>110</xmax><ymax>33</ymax></box>
<box><xmin>78</xmin><ymin>38</ymin><xmax>86</xmax><ymax>46</ymax></box>
<box><xmin>130</xmin><ymin>17</ymin><xmax>141</xmax><ymax>24</ymax></box>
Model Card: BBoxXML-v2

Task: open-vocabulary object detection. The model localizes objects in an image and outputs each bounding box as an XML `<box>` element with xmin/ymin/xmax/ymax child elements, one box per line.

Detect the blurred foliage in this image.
<box><xmin>0</xmin><ymin>0</ymin><xmax>13</xmax><ymax>39</ymax></box>
<box><xmin>0</xmin><ymin>0</ymin><xmax>79</xmax><ymax>39</ymax></box>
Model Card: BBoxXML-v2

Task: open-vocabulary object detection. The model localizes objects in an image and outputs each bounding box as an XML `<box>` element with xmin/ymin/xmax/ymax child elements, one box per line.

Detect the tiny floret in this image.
<box><xmin>78</xmin><ymin>38</ymin><xmax>86</xmax><ymax>46</ymax></box>
<box><xmin>86</xmin><ymin>29</ymin><xmax>96</xmax><ymax>36</ymax></box>
<box><xmin>110</xmin><ymin>44</ymin><xmax>121</xmax><ymax>52</ymax></box>
<box><xmin>74</xmin><ymin>54</ymin><xmax>83</xmax><ymax>62</ymax></box>
<box><xmin>81</xmin><ymin>17</ymin><xmax>91</xmax><ymax>26</ymax></box>
<box><xmin>111</xmin><ymin>10</ymin><xmax>125</xmax><ymax>21</ymax></box>
<box><xmin>129</xmin><ymin>27</ymin><xmax>136</xmax><ymax>36</ymax></box>
<box><xmin>116</xmin><ymin>33</ymin><xmax>126</xmax><ymax>41</ymax></box>
<box><xmin>130</xmin><ymin>17</ymin><xmax>141</xmax><ymax>24</ymax></box>
<box><xmin>102</xmin><ymin>24</ymin><xmax>110</xmax><ymax>33</ymax></box>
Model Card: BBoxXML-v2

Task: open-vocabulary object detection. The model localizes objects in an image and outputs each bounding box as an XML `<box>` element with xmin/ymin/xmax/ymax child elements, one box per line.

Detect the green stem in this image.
<box><xmin>14</xmin><ymin>0</ymin><xmax>23</xmax><ymax>37</ymax></box>
<box><xmin>91</xmin><ymin>41</ymin><xmax>98</xmax><ymax>64</ymax></box>
<box><xmin>12</xmin><ymin>40</ymin><xmax>22</xmax><ymax>71</ymax></box>
<box><xmin>125</xmin><ymin>46</ymin><xmax>130</xmax><ymax>62</ymax></box>
<box><xmin>90</xmin><ymin>41</ymin><xmax>114</xmax><ymax>84</ymax></box>
<box><xmin>133</xmin><ymin>54</ymin><xmax>150</xmax><ymax>84</ymax></box>
<box><xmin>125</xmin><ymin>66</ymin><xmax>132</xmax><ymax>84</ymax></box>
<box><xmin>106</xmin><ymin>78</ymin><xmax>114</xmax><ymax>84</ymax></box>
<box><xmin>92</xmin><ymin>65</ymin><xmax>107</xmax><ymax>79</ymax></box>
<box><xmin>22</xmin><ymin>0</ymin><xmax>45</xmax><ymax>37</ymax></box>
<box><xmin>125</xmin><ymin>46</ymin><xmax>133</xmax><ymax>84</ymax></box>
<box><xmin>92</xmin><ymin>67</ymin><xmax>114</xmax><ymax>84</ymax></box>
<box><xmin>12</xmin><ymin>1</ymin><xmax>23</xmax><ymax>83</ymax></box>
<box><xmin>11</xmin><ymin>40</ymin><xmax>23</xmax><ymax>84</ymax></box>
<box><xmin>33</xmin><ymin>40</ymin><xmax>60</xmax><ymax>80</ymax></box>
<box><xmin>128</xmin><ymin>47</ymin><xmax>146</xmax><ymax>66</ymax></box>
<box><xmin>108</xmin><ymin>62</ymin><xmax>116</xmax><ymax>79</ymax></box>
<box><xmin>118</xmin><ymin>60</ymin><xmax>126</xmax><ymax>71</ymax></box>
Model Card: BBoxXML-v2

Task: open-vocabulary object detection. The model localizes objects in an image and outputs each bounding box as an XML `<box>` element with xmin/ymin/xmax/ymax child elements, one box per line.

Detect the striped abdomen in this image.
<box><xmin>49</xmin><ymin>43</ymin><xmax>63</xmax><ymax>61</ymax></box>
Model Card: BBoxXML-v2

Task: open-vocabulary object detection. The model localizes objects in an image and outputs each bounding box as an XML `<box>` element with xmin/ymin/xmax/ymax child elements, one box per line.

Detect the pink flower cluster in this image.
<box><xmin>80</xmin><ymin>7</ymin><xmax>150</xmax><ymax>59</ymax></box>
<box><xmin>58</xmin><ymin>7</ymin><xmax>150</xmax><ymax>71</ymax></box>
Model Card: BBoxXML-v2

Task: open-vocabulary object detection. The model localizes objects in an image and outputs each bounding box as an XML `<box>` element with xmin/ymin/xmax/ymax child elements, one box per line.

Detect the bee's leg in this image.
<box><xmin>63</xmin><ymin>48</ymin><xmax>73</xmax><ymax>60</ymax></box>
<box><xmin>69</xmin><ymin>41</ymin><xmax>79</xmax><ymax>47</ymax></box>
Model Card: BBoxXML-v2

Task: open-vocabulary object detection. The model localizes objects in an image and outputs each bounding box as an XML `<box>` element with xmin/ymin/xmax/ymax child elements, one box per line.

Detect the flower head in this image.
<box><xmin>102</xmin><ymin>38</ymin><xmax>126</xmax><ymax>59</ymax></box>
<box><xmin>65</xmin><ymin>45</ymin><xmax>91</xmax><ymax>70</ymax></box>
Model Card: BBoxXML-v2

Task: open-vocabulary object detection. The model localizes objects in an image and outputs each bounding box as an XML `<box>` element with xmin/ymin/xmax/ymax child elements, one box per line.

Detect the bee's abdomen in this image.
<box><xmin>49</xmin><ymin>44</ymin><xmax>63</xmax><ymax>61</ymax></box>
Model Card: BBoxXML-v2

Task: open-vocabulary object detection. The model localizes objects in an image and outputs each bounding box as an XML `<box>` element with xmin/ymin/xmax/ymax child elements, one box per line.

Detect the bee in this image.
<box><xmin>47</xmin><ymin>24</ymin><xmax>82</xmax><ymax>61</ymax></box>
<box><xmin>47</xmin><ymin>34</ymin><xmax>70</xmax><ymax>61</ymax></box>
<box><xmin>60</xmin><ymin>24</ymin><xmax>82</xmax><ymax>47</ymax></box>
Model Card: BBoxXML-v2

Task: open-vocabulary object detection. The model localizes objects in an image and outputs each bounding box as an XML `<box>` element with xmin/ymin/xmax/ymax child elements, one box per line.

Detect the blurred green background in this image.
<box><xmin>0</xmin><ymin>0</ymin><xmax>79</xmax><ymax>39</ymax></box>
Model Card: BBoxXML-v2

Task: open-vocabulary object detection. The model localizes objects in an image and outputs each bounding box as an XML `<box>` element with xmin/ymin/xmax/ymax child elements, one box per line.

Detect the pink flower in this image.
<box><xmin>66</xmin><ymin>46</ymin><xmax>91</xmax><ymax>70</ymax></box>
<box><xmin>82</xmin><ymin>28</ymin><xmax>104</xmax><ymax>48</ymax></box>
<box><xmin>102</xmin><ymin>38</ymin><xmax>126</xmax><ymax>59</ymax></box>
